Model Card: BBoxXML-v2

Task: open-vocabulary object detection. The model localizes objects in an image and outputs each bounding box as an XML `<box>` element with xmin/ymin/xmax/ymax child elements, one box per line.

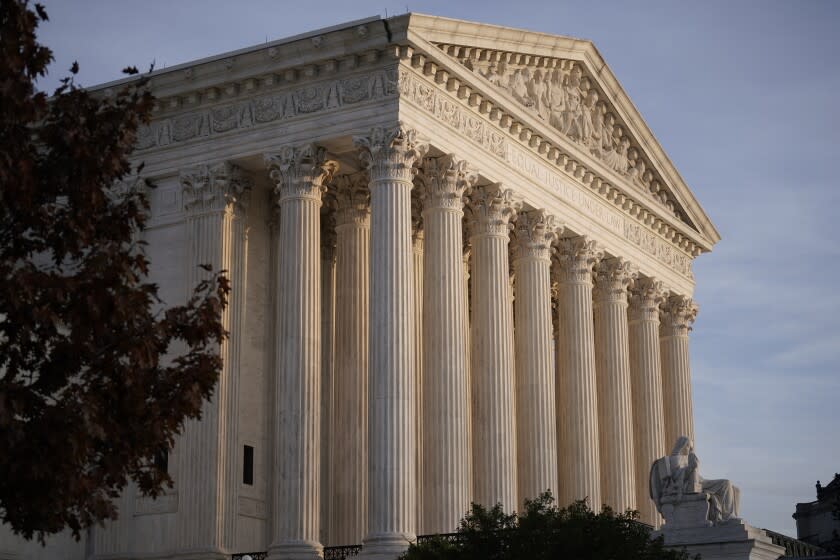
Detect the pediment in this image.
<box><xmin>400</xmin><ymin>14</ymin><xmax>720</xmax><ymax>248</ymax></box>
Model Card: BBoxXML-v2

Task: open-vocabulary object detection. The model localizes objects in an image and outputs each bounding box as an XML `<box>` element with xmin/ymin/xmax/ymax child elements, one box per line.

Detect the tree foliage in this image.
<box><xmin>401</xmin><ymin>493</ymin><xmax>691</xmax><ymax>560</ymax></box>
<box><xmin>0</xmin><ymin>0</ymin><xmax>228</xmax><ymax>541</ymax></box>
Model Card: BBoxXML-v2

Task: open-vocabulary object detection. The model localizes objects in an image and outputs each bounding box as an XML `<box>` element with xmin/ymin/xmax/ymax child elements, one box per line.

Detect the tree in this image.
<box><xmin>401</xmin><ymin>493</ymin><xmax>691</xmax><ymax>560</ymax></box>
<box><xmin>0</xmin><ymin>0</ymin><xmax>229</xmax><ymax>542</ymax></box>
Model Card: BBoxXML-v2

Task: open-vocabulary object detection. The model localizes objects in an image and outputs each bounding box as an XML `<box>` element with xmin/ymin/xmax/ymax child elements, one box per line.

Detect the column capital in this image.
<box><xmin>353</xmin><ymin>123</ymin><xmax>429</xmax><ymax>183</ymax></box>
<box><xmin>466</xmin><ymin>184</ymin><xmax>519</xmax><ymax>238</ymax></box>
<box><xmin>628</xmin><ymin>277</ymin><xmax>666</xmax><ymax>323</ymax></box>
<box><xmin>512</xmin><ymin>209</ymin><xmax>560</xmax><ymax>263</ymax></box>
<box><xmin>660</xmin><ymin>294</ymin><xmax>698</xmax><ymax>336</ymax></box>
<box><xmin>552</xmin><ymin>236</ymin><xmax>603</xmax><ymax>284</ymax></box>
<box><xmin>593</xmin><ymin>257</ymin><xmax>637</xmax><ymax>304</ymax></box>
<box><xmin>264</xmin><ymin>143</ymin><xmax>339</xmax><ymax>206</ymax></box>
<box><xmin>418</xmin><ymin>154</ymin><xmax>477</xmax><ymax>211</ymax></box>
<box><xmin>181</xmin><ymin>161</ymin><xmax>251</xmax><ymax>214</ymax></box>
<box><xmin>333</xmin><ymin>174</ymin><xmax>371</xmax><ymax>227</ymax></box>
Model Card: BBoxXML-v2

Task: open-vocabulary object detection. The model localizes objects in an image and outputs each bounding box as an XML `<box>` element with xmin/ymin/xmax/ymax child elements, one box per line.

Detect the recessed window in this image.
<box><xmin>243</xmin><ymin>445</ymin><xmax>254</xmax><ymax>486</ymax></box>
<box><xmin>154</xmin><ymin>448</ymin><xmax>169</xmax><ymax>474</ymax></box>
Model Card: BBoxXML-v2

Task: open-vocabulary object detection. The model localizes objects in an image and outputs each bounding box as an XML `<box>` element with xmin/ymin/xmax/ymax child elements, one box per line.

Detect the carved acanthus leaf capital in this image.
<box><xmin>628</xmin><ymin>277</ymin><xmax>666</xmax><ymax>322</ymax></box>
<box><xmin>660</xmin><ymin>294</ymin><xmax>698</xmax><ymax>336</ymax></box>
<box><xmin>466</xmin><ymin>184</ymin><xmax>520</xmax><ymax>238</ymax></box>
<box><xmin>332</xmin><ymin>173</ymin><xmax>371</xmax><ymax>227</ymax></box>
<box><xmin>353</xmin><ymin>124</ymin><xmax>429</xmax><ymax>184</ymax></box>
<box><xmin>511</xmin><ymin>209</ymin><xmax>561</xmax><ymax>262</ymax></box>
<box><xmin>593</xmin><ymin>257</ymin><xmax>638</xmax><ymax>304</ymax></box>
<box><xmin>552</xmin><ymin>236</ymin><xmax>603</xmax><ymax>284</ymax></box>
<box><xmin>181</xmin><ymin>161</ymin><xmax>251</xmax><ymax>214</ymax></box>
<box><xmin>418</xmin><ymin>154</ymin><xmax>477</xmax><ymax>211</ymax></box>
<box><xmin>264</xmin><ymin>143</ymin><xmax>339</xmax><ymax>207</ymax></box>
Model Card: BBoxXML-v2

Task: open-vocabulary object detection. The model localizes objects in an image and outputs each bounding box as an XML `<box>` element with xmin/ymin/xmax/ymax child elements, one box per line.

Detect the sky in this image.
<box><xmin>34</xmin><ymin>0</ymin><xmax>839</xmax><ymax>538</ymax></box>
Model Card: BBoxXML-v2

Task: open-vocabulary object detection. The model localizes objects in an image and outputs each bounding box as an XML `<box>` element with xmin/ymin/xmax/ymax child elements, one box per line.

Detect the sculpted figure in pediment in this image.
<box><xmin>509</xmin><ymin>67</ymin><xmax>534</xmax><ymax>108</ymax></box>
<box><xmin>562</xmin><ymin>66</ymin><xmax>585</xmax><ymax>141</ymax></box>
<box><xmin>547</xmin><ymin>69</ymin><xmax>566</xmax><ymax>129</ymax></box>
<box><xmin>530</xmin><ymin>69</ymin><xmax>550</xmax><ymax>120</ymax></box>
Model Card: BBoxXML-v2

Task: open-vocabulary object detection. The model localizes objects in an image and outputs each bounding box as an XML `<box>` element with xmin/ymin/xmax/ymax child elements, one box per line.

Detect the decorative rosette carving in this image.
<box><xmin>593</xmin><ymin>257</ymin><xmax>638</xmax><ymax>304</ymax></box>
<box><xmin>352</xmin><ymin>123</ymin><xmax>429</xmax><ymax>184</ymax></box>
<box><xmin>511</xmin><ymin>209</ymin><xmax>561</xmax><ymax>262</ymax></box>
<box><xmin>466</xmin><ymin>184</ymin><xmax>519</xmax><ymax>238</ymax></box>
<box><xmin>264</xmin><ymin>143</ymin><xmax>339</xmax><ymax>206</ymax></box>
<box><xmin>552</xmin><ymin>236</ymin><xmax>603</xmax><ymax>284</ymax></box>
<box><xmin>628</xmin><ymin>277</ymin><xmax>666</xmax><ymax>322</ymax></box>
<box><xmin>181</xmin><ymin>161</ymin><xmax>251</xmax><ymax>214</ymax></box>
<box><xmin>417</xmin><ymin>154</ymin><xmax>477</xmax><ymax>211</ymax></box>
<box><xmin>332</xmin><ymin>173</ymin><xmax>371</xmax><ymax>227</ymax></box>
<box><xmin>660</xmin><ymin>294</ymin><xmax>698</xmax><ymax>336</ymax></box>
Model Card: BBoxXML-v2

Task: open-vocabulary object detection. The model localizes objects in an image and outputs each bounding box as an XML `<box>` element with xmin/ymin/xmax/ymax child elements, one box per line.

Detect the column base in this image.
<box><xmin>358</xmin><ymin>532</ymin><xmax>415</xmax><ymax>560</ymax></box>
<box><xmin>266</xmin><ymin>540</ymin><xmax>323</xmax><ymax>560</ymax></box>
<box><xmin>657</xmin><ymin>519</ymin><xmax>785</xmax><ymax>560</ymax></box>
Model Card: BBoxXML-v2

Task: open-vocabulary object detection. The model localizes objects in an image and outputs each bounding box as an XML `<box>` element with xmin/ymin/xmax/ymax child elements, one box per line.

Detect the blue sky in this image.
<box><xmin>35</xmin><ymin>0</ymin><xmax>839</xmax><ymax>537</ymax></box>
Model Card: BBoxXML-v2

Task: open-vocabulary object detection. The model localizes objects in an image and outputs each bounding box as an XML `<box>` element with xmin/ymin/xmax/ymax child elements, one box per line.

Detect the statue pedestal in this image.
<box><xmin>657</xmin><ymin>519</ymin><xmax>785</xmax><ymax>560</ymax></box>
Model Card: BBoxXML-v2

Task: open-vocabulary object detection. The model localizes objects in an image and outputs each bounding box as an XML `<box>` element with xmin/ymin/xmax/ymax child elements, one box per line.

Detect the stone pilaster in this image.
<box><xmin>353</xmin><ymin>125</ymin><xmax>428</xmax><ymax>559</ymax></box>
<box><xmin>628</xmin><ymin>277</ymin><xmax>667</xmax><ymax>527</ymax></box>
<box><xmin>467</xmin><ymin>184</ymin><xmax>519</xmax><ymax>512</ymax></box>
<box><xmin>330</xmin><ymin>174</ymin><xmax>371</xmax><ymax>546</ymax></box>
<box><xmin>593</xmin><ymin>257</ymin><xmax>637</xmax><ymax>514</ymax></box>
<box><xmin>512</xmin><ymin>209</ymin><xmax>559</xmax><ymax>506</ymax></box>
<box><xmin>418</xmin><ymin>155</ymin><xmax>475</xmax><ymax>533</ymax></box>
<box><xmin>177</xmin><ymin>162</ymin><xmax>250</xmax><ymax>554</ymax></box>
<box><xmin>265</xmin><ymin>145</ymin><xmax>338</xmax><ymax>560</ymax></box>
<box><xmin>553</xmin><ymin>236</ymin><xmax>603</xmax><ymax>509</ymax></box>
<box><xmin>660</xmin><ymin>294</ymin><xmax>698</xmax><ymax>447</ymax></box>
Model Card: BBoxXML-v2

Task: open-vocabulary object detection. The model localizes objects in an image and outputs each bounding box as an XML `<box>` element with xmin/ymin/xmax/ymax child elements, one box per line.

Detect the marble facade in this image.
<box><xmin>0</xmin><ymin>13</ymin><xmax>721</xmax><ymax>560</ymax></box>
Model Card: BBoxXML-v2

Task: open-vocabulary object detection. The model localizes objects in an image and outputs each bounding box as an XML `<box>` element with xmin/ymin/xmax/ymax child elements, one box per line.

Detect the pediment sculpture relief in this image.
<box><xmin>448</xmin><ymin>49</ymin><xmax>682</xmax><ymax>221</ymax></box>
<box><xmin>650</xmin><ymin>436</ymin><xmax>741</xmax><ymax>529</ymax></box>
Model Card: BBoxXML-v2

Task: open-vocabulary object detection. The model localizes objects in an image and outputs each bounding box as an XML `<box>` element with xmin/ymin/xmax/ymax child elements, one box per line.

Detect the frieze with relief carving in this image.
<box><xmin>438</xmin><ymin>46</ymin><xmax>683</xmax><ymax>220</ymax></box>
<box><xmin>135</xmin><ymin>68</ymin><xmax>398</xmax><ymax>151</ymax></box>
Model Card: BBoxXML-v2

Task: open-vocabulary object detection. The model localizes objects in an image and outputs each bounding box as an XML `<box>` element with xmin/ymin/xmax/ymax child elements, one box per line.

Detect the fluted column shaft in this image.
<box><xmin>331</xmin><ymin>176</ymin><xmax>371</xmax><ymax>546</ymax></box>
<box><xmin>628</xmin><ymin>278</ymin><xmax>666</xmax><ymax>527</ymax></box>
<box><xmin>178</xmin><ymin>162</ymin><xmax>250</xmax><ymax>552</ymax></box>
<box><xmin>419</xmin><ymin>156</ymin><xmax>474</xmax><ymax>533</ymax></box>
<box><xmin>354</xmin><ymin>126</ymin><xmax>428</xmax><ymax>559</ymax></box>
<box><xmin>467</xmin><ymin>185</ymin><xmax>518</xmax><ymax>512</ymax></box>
<box><xmin>411</xmin><ymin>194</ymin><xmax>424</xmax><ymax>536</ymax></box>
<box><xmin>320</xmin><ymin>238</ymin><xmax>336</xmax><ymax>546</ymax></box>
<box><xmin>554</xmin><ymin>237</ymin><xmax>602</xmax><ymax>509</ymax></box>
<box><xmin>265</xmin><ymin>145</ymin><xmax>338</xmax><ymax>560</ymax></box>
<box><xmin>593</xmin><ymin>258</ymin><xmax>637</xmax><ymax>514</ymax></box>
<box><xmin>660</xmin><ymin>295</ymin><xmax>698</xmax><ymax>448</ymax></box>
<box><xmin>512</xmin><ymin>210</ymin><xmax>558</xmax><ymax>505</ymax></box>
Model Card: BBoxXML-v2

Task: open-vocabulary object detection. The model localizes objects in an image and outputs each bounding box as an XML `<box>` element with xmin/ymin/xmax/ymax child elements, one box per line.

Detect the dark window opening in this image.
<box><xmin>154</xmin><ymin>448</ymin><xmax>168</xmax><ymax>474</ymax></box>
<box><xmin>243</xmin><ymin>445</ymin><xmax>254</xmax><ymax>485</ymax></box>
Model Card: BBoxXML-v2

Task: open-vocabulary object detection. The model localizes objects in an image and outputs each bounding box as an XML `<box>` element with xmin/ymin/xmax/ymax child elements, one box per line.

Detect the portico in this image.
<box><xmin>88</xmin><ymin>12</ymin><xmax>719</xmax><ymax>560</ymax></box>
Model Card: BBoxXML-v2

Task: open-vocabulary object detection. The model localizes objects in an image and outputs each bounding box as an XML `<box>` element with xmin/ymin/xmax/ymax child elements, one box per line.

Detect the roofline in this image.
<box><xmin>88</xmin><ymin>15</ymin><xmax>382</xmax><ymax>92</ymax></box>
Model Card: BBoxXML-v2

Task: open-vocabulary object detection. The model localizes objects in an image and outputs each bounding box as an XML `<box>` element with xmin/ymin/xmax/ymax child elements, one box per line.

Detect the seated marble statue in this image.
<box><xmin>650</xmin><ymin>436</ymin><xmax>741</xmax><ymax>525</ymax></box>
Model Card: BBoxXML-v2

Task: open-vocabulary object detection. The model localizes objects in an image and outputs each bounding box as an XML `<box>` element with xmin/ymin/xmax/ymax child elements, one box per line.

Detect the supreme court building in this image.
<box><xmin>0</xmin><ymin>13</ymin><xmax>722</xmax><ymax>560</ymax></box>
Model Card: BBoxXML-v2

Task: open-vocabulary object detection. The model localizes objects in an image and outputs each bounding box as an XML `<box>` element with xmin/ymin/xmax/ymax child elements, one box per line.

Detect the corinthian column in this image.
<box><xmin>178</xmin><ymin>162</ymin><xmax>250</xmax><ymax>553</ymax></box>
<box><xmin>353</xmin><ymin>125</ymin><xmax>428</xmax><ymax>559</ymax></box>
<box><xmin>553</xmin><ymin>236</ymin><xmax>603</xmax><ymax>509</ymax></box>
<box><xmin>660</xmin><ymin>295</ymin><xmax>698</xmax><ymax>447</ymax></box>
<box><xmin>331</xmin><ymin>174</ymin><xmax>371</xmax><ymax>546</ymax></box>
<box><xmin>467</xmin><ymin>184</ymin><xmax>518</xmax><ymax>512</ymax></box>
<box><xmin>264</xmin><ymin>145</ymin><xmax>338</xmax><ymax>560</ymax></box>
<box><xmin>512</xmin><ymin>209</ymin><xmax>559</xmax><ymax>505</ymax></box>
<box><xmin>418</xmin><ymin>155</ymin><xmax>475</xmax><ymax>533</ymax></box>
<box><xmin>411</xmin><ymin>192</ymin><xmax>424</xmax><ymax>535</ymax></box>
<box><xmin>593</xmin><ymin>258</ymin><xmax>637</xmax><ymax>514</ymax></box>
<box><xmin>628</xmin><ymin>278</ymin><xmax>666</xmax><ymax>527</ymax></box>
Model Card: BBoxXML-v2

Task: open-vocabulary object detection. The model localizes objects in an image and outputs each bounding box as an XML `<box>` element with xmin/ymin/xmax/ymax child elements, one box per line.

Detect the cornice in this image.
<box><xmin>402</xmin><ymin>13</ymin><xmax>720</xmax><ymax>247</ymax></box>
<box><xmin>397</xmin><ymin>40</ymin><xmax>708</xmax><ymax>258</ymax></box>
<box><xmin>396</xmin><ymin>62</ymin><xmax>697</xmax><ymax>279</ymax></box>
